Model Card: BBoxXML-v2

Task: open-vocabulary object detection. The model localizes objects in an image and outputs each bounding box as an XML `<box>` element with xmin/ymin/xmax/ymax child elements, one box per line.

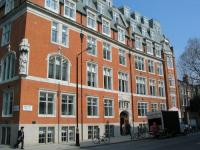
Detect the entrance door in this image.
<box><xmin>1</xmin><ymin>127</ymin><xmax>11</xmax><ymax>145</ymax></box>
<box><xmin>120</xmin><ymin>111</ymin><xmax>129</xmax><ymax>135</ymax></box>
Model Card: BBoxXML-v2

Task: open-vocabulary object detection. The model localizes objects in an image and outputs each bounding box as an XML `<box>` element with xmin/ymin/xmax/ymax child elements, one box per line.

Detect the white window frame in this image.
<box><xmin>146</xmin><ymin>41</ymin><xmax>153</xmax><ymax>55</ymax></box>
<box><xmin>47</xmin><ymin>54</ymin><xmax>70</xmax><ymax>82</ymax></box>
<box><xmin>158</xmin><ymin>80</ymin><xmax>165</xmax><ymax>97</ymax></box>
<box><xmin>38</xmin><ymin>90</ymin><xmax>56</xmax><ymax>117</ymax></box>
<box><xmin>118</xmin><ymin>72</ymin><xmax>129</xmax><ymax>93</ymax></box>
<box><xmin>2</xmin><ymin>89</ymin><xmax>14</xmax><ymax>117</ymax></box>
<box><xmin>87</xmin><ymin>10</ymin><xmax>97</xmax><ymax>30</ymax></box>
<box><xmin>151</xmin><ymin>103</ymin><xmax>158</xmax><ymax>112</ymax></box>
<box><xmin>149</xmin><ymin>79</ymin><xmax>156</xmax><ymax>96</ymax></box>
<box><xmin>155</xmin><ymin>44</ymin><xmax>162</xmax><ymax>58</ymax></box>
<box><xmin>142</xmin><ymin>27</ymin><xmax>147</xmax><ymax>37</ymax></box>
<box><xmin>118</xmin><ymin>27</ymin><xmax>125</xmax><ymax>44</ymax></box>
<box><xmin>157</xmin><ymin>62</ymin><xmax>163</xmax><ymax>76</ymax></box>
<box><xmin>97</xmin><ymin>2</ymin><xmax>104</xmax><ymax>14</ymax></box>
<box><xmin>51</xmin><ymin>21</ymin><xmax>69</xmax><ymax>47</ymax></box>
<box><xmin>135</xmin><ymin>36</ymin><xmax>143</xmax><ymax>51</ymax></box>
<box><xmin>119</xmin><ymin>49</ymin><xmax>126</xmax><ymax>66</ymax></box>
<box><xmin>61</xmin><ymin>126</ymin><xmax>75</xmax><ymax>142</ymax></box>
<box><xmin>64</xmin><ymin>0</ymin><xmax>76</xmax><ymax>21</ymax></box>
<box><xmin>160</xmin><ymin>103</ymin><xmax>166</xmax><ymax>111</ymax></box>
<box><xmin>1</xmin><ymin>23</ymin><xmax>11</xmax><ymax>46</ymax></box>
<box><xmin>87</xmin><ymin>36</ymin><xmax>97</xmax><ymax>56</ymax></box>
<box><xmin>102</xmin><ymin>18</ymin><xmax>111</xmax><ymax>37</ymax></box>
<box><xmin>45</xmin><ymin>0</ymin><xmax>59</xmax><ymax>13</ymax></box>
<box><xmin>131</xmin><ymin>21</ymin><xmax>137</xmax><ymax>33</ymax></box>
<box><xmin>103</xmin><ymin>67</ymin><xmax>113</xmax><ymax>90</ymax></box>
<box><xmin>103</xmin><ymin>42</ymin><xmax>112</xmax><ymax>61</ymax></box>
<box><xmin>135</xmin><ymin>55</ymin><xmax>145</xmax><ymax>71</ymax></box>
<box><xmin>138</xmin><ymin>102</ymin><xmax>148</xmax><ymax>117</ymax></box>
<box><xmin>87</xmin><ymin>96</ymin><xmax>99</xmax><ymax>118</ymax></box>
<box><xmin>148</xmin><ymin>59</ymin><xmax>154</xmax><ymax>74</ymax></box>
<box><xmin>38</xmin><ymin>126</ymin><xmax>55</xmax><ymax>144</ymax></box>
<box><xmin>86</xmin><ymin>62</ymin><xmax>98</xmax><ymax>87</ymax></box>
<box><xmin>136</xmin><ymin>76</ymin><xmax>147</xmax><ymax>95</ymax></box>
<box><xmin>61</xmin><ymin>93</ymin><xmax>76</xmax><ymax>117</ymax></box>
<box><xmin>168</xmin><ymin>75</ymin><xmax>175</xmax><ymax>87</ymax></box>
<box><xmin>104</xmin><ymin>98</ymin><xmax>114</xmax><ymax>118</ymax></box>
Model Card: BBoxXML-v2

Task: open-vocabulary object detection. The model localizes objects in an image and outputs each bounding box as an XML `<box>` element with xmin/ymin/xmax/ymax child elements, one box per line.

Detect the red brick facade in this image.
<box><xmin>0</xmin><ymin>0</ymin><xmax>180</xmax><ymax>146</ymax></box>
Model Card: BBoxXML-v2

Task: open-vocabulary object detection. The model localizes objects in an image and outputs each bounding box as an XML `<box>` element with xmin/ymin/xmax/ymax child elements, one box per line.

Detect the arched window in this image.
<box><xmin>48</xmin><ymin>55</ymin><xmax>69</xmax><ymax>81</ymax></box>
<box><xmin>1</xmin><ymin>53</ymin><xmax>15</xmax><ymax>81</ymax></box>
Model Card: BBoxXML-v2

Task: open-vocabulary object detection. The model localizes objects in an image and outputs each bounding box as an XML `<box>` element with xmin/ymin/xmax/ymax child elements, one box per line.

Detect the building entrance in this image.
<box><xmin>120</xmin><ymin>111</ymin><xmax>129</xmax><ymax>135</ymax></box>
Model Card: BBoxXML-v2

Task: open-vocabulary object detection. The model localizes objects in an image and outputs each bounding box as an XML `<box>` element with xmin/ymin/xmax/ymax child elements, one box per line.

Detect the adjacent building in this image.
<box><xmin>0</xmin><ymin>0</ymin><xmax>180</xmax><ymax>146</ymax></box>
<box><xmin>178</xmin><ymin>75</ymin><xmax>200</xmax><ymax>127</ymax></box>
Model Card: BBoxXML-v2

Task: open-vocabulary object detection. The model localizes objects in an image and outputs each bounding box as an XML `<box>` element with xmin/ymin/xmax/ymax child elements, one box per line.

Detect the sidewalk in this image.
<box><xmin>80</xmin><ymin>136</ymin><xmax>141</xmax><ymax>148</ymax></box>
<box><xmin>0</xmin><ymin>136</ymin><xmax>146</xmax><ymax>150</ymax></box>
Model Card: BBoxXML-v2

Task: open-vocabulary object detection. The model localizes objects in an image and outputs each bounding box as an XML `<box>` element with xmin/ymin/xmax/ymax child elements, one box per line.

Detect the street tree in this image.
<box><xmin>178</xmin><ymin>38</ymin><xmax>200</xmax><ymax>84</ymax></box>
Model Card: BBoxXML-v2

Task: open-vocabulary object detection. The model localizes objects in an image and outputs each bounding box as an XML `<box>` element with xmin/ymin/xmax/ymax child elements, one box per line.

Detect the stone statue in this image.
<box><xmin>19</xmin><ymin>38</ymin><xmax>30</xmax><ymax>75</ymax></box>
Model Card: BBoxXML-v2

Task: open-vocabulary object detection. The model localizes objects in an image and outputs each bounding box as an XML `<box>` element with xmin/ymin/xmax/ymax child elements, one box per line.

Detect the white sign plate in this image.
<box><xmin>23</xmin><ymin>105</ymin><xmax>33</xmax><ymax>111</ymax></box>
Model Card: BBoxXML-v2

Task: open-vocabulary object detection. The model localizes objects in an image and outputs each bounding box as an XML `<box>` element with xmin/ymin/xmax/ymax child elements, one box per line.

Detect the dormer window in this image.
<box><xmin>155</xmin><ymin>44</ymin><xmax>162</xmax><ymax>58</ymax></box>
<box><xmin>150</xmin><ymin>30</ymin><xmax>155</xmax><ymax>40</ymax></box>
<box><xmin>135</xmin><ymin>14</ymin><xmax>141</xmax><ymax>23</ymax></box>
<box><xmin>118</xmin><ymin>27</ymin><xmax>125</xmax><ymax>44</ymax></box>
<box><xmin>102</xmin><ymin>18</ymin><xmax>110</xmax><ymax>36</ymax></box>
<box><xmin>105</xmin><ymin>0</ymin><xmax>112</xmax><ymax>7</ymax></box>
<box><xmin>45</xmin><ymin>0</ymin><xmax>59</xmax><ymax>13</ymax></box>
<box><xmin>146</xmin><ymin>41</ymin><xmax>153</xmax><ymax>55</ymax></box>
<box><xmin>142</xmin><ymin>27</ymin><xmax>147</xmax><ymax>37</ymax></box>
<box><xmin>5</xmin><ymin>0</ymin><xmax>14</xmax><ymax>14</ymax></box>
<box><xmin>97</xmin><ymin>2</ymin><xmax>105</xmax><ymax>14</ymax></box>
<box><xmin>87</xmin><ymin>10</ymin><xmax>96</xmax><ymax>30</ymax></box>
<box><xmin>124</xmin><ymin>7</ymin><xmax>130</xmax><ymax>18</ymax></box>
<box><xmin>131</xmin><ymin>21</ymin><xmax>137</xmax><ymax>32</ymax></box>
<box><xmin>135</xmin><ymin>36</ymin><xmax>143</xmax><ymax>51</ymax></box>
<box><xmin>64</xmin><ymin>0</ymin><xmax>76</xmax><ymax>21</ymax></box>
<box><xmin>113</xmin><ymin>12</ymin><xmax>119</xmax><ymax>23</ymax></box>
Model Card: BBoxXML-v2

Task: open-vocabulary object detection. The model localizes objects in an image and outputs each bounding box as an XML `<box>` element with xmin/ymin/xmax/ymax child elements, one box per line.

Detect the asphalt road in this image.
<box><xmin>82</xmin><ymin>134</ymin><xmax>200</xmax><ymax>150</ymax></box>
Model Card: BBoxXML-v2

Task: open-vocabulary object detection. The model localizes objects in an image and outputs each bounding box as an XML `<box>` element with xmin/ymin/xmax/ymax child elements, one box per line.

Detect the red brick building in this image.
<box><xmin>0</xmin><ymin>0</ymin><xmax>180</xmax><ymax>146</ymax></box>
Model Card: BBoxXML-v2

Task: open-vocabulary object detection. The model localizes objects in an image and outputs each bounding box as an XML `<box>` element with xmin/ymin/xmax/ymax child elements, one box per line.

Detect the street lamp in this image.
<box><xmin>76</xmin><ymin>32</ymin><xmax>92</xmax><ymax>146</ymax></box>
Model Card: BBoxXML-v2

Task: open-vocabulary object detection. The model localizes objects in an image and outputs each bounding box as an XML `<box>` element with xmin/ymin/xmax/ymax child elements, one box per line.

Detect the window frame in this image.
<box><xmin>135</xmin><ymin>55</ymin><xmax>145</xmax><ymax>71</ymax></box>
<box><xmin>87</xmin><ymin>35</ymin><xmax>97</xmax><ymax>56</ymax></box>
<box><xmin>47</xmin><ymin>54</ymin><xmax>70</xmax><ymax>82</ymax></box>
<box><xmin>38</xmin><ymin>90</ymin><xmax>56</xmax><ymax>117</ymax></box>
<box><xmin>45</xmin><ymin>0</ymin><xmax>59</xmax><ymax>13</ymax></box>
<box><xmin>87</xmin><ymin>10</ymin><xmax>97</xmax><ymax>30</ymax></box>
<box><xmin>102</xmin><ymin>18</ymin><xmax>111</xmax><ymax>37</ymax></box>
<box><xmin>86</xmin><ymin>61</ymin><xmax>98</xmax><ymax>88</ymax></box>
<box><xmin>104</xmin><ymin>98</ymin><xmax>114</xmax><ymax>118</ymax></box>
<box><xmin>119</xmin><ymin>49</ymin><xmax>126</xmax><ymax>66</ymax></box>
<box><xmin>149</xmin><ymin>79</ymin><xmax>156</xmax><ymax>96</ymax></box>
<box><xmin>136</xmin><ymin>76</ymin><xmax>147</xmax><ymax>95</ymax></box>
<box><xmin>1</xmin><ymin>23</ymin><xmax>11</xmax><ymax>46</ymax></box>
<box><xmin>64</xmin><ymin>0</ymin><xmax>76</xmax><ymax>21</ymax></box>
<box><xmin>87</xmin><ymin>96</ymin><xmax>99</xmax><ymax>118</ymax></box>
<box><xmin>51</xmin><ymin>21</ymin><xmax>69</xmax><ymax>47</ymax></box>
<box><xmin>2</xmin><ymin>89</ymin><xmax>14</xmax><ymax>117</ymax></box>
<box><xmin>103</xmin><ymin>67</ymin><xmax>113</xmax><ymax>90</ymax></box>
<box><xmin>61</xmin><ymin>93</ymin><xmax>76</xmax><ymax>117</ymax></box>
<box><xmin>118</xmin><ymin>71</ymin><xmax>129</xmax><ymax>93</ymax></box>
<box><xmin>151</xmin><ymin>103</ymin><xmax>158</xmax><ymax>112</ymax></box>
<box><xmin>117</xmin><ymin>27</ymin><xmax>125</xmax><ymax>44</ymax></box>
<box><xmin>135</xmin><ymin>36</ymin><xmax>143</xmax><ymax>51</ymax></box>
<box><xmin>138</xmin><ymin>102</ymin><xmax>148</xmax><ymax>117</ymax></box>
<box><xmin>103</xmin><ymin>42</ymin><xmax>112</xmax><ymax>61</ymax></box>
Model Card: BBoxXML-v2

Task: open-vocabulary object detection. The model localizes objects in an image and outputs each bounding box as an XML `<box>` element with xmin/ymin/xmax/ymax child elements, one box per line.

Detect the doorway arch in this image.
<box><xmin>120</xmin><ymin>111</ymin><xmax>129</xmax><ymax>135</ymax></box>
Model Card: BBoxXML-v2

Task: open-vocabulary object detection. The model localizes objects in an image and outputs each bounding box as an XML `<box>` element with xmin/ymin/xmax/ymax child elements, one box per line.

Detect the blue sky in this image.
<box><xmin>114</xmin><ymin>0</ymin><xmax>200</xmax><ymax>59</ymax></box>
